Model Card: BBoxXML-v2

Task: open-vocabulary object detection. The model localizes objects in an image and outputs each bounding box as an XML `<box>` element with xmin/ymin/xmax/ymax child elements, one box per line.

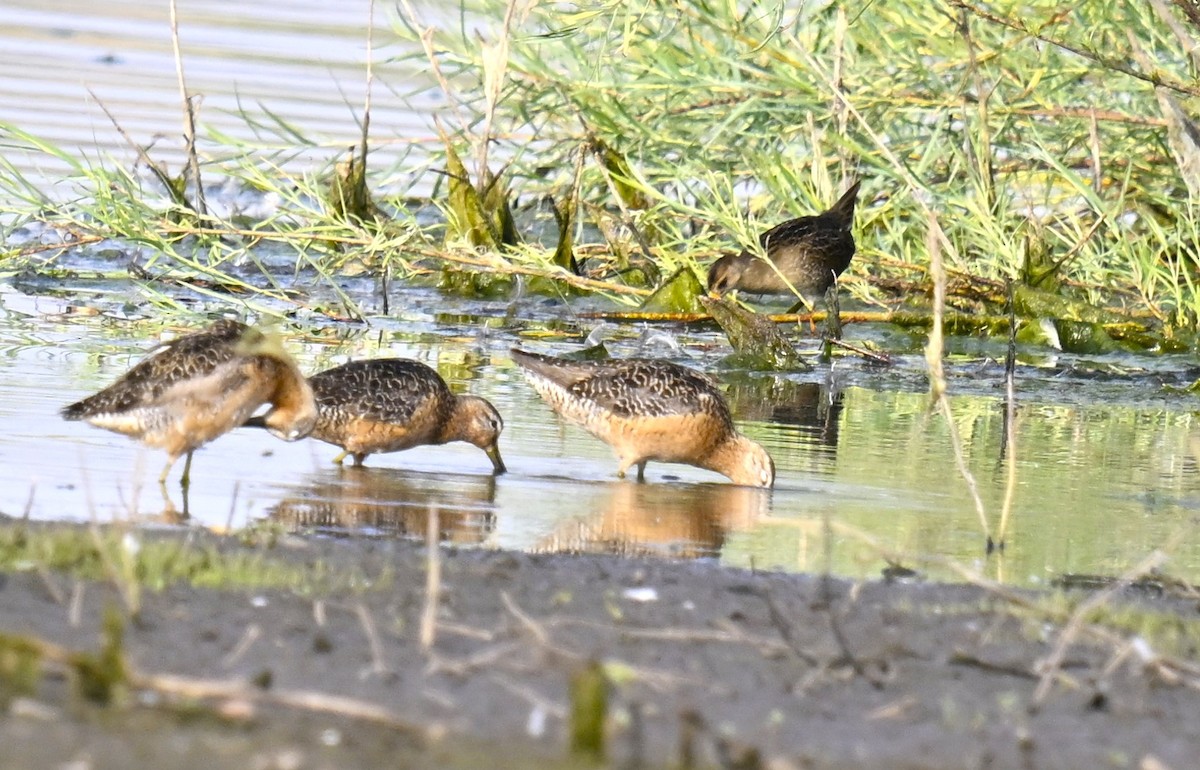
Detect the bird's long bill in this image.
<box><xmin>486</xmin><ymin>443</ymin><xmax>507</xmax><ymax>475</ymax></box>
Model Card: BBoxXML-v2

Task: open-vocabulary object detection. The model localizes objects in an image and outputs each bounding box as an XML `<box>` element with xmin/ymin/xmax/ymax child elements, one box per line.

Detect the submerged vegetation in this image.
<box><xmin>0</xmin><ymin>1</ymin><xmax>1199</xmax><ymax>351</ymax></box>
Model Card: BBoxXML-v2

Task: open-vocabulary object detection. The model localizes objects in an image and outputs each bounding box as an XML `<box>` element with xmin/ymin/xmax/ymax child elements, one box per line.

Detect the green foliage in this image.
<box><xmin>551</xmin><ymin>190</ymin><xmax>579</xmax><ymax>273</ymax></box>
<box><xmin>551</xmin><ymin>147</ymin><xmax>585</xmax><ymax>274</ymax></box>
<box><xmin>569</xmin><ymin>660</ymin><xmax>609</xmax><ymax>761</ymax></box>
<box><xmin>1051</xmin><ymin>319</ymin><xmax>1119</xmax><ymax>355</ymax></box>
<box><xmin>72</xmin><ymin>605</ymin><xmax>128</xmax><ymax>705</ymax></box>
<box><xmin>443</xmin><ymin>135</ymin><xmax>504</xmax><ymax>249</ymax></box>
<box><xmin>638</xmin><ymin>266</ymin><xmax>704</xmax><ymax>313</ymax></box>
<box><xmin>0</xmin><ymin>525</ymin><xmax>308</xmax><ymax>591</ymax></box>
<box><xmin>0</xmin><ymin>633</ymin><xmax>42</xmax><ymax>701</ymax></box>
<box><xmin>589</xmin><ymin>137</ymin><xmax>649</xmax><ymax>211</ymax></box>
<box><xmin>391</xmin><ymin>0</ymin><xmax>1200</xmax><ymax>327</ymax></box>
<box><xmin>5</xmin><ymin>1</ymin><xmax>1200</xmax><ymax>332</ymax></box>
<box><xmin>326</xmin><ymin>148</ymin><xmax>377</xmax><ymax>223</ymax></box>
<box><xmin>438</xmin><ymin>127</ymin><xmax>521</xmax><ymax>253</ymax></box>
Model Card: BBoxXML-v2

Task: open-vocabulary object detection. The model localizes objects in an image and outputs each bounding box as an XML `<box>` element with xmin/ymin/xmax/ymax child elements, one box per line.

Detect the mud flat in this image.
<box><xmin>1</xmin><ymin>524</ymin><xmax>1198</xmax><ymax>769</ymax></box>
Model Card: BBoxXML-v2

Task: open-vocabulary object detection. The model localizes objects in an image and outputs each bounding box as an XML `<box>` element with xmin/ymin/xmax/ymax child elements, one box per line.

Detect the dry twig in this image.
<box><xmin>356</xmin><ymin>601</ymin><xmax>390</xmax><ymax>676</ymax></box>
<box><xmin>168</xmin><ymin>0</ymin><xmax>206</xmax><ymax>215</ymax></box>
<box><xmin>420</xmin><ymin>505</ymin><xmax>441</xmax><ymax>652</ymax></box>
<box><xmin>1032</xmin><ymin>550</ymin><xmax>1170</xmax><ymax>708</ymax></box>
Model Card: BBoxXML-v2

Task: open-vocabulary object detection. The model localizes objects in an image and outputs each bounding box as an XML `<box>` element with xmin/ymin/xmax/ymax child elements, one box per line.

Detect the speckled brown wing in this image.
<box><xmin>757</xmin><ymin>215</ymin><xmax>822</xmax><ymax>251</ymax></box>
<box><xmin>61</xmin><ymin>319</ymin><xmax>248</xmax><ymax>422</ymax></box>
<box><xmin>568</xmin><ymin>360</ymin><xmax>730</xmax><ymax>421</ymax></box>
<box><xmin>761</xmin><ymin>215</ymin><xmax>856</xmax><ymax>294</ymax></box>
<box><xmin>513</xmin><ymin>348</ymin><xmax>774</xmax><ymax>486</ymax></box>
<box><xmin>310</xmin><ymin>359</ymin><xmax>451</xmax><ymax>422</ymax></box>
<box><xmin>307</xmin><ymin>359</ymin><xmax>453</xmax><ymax>447</ymax></box>
<box><xmin>69</xmin><ymin>349</ymin><xmax>276</xmax><ymax>456</ymax></box>
<box><xmin>511</xmin><ymin>349</ymin><xmax>731</xmax><ymax>422</ymax></box>
<box><xmin>114</xmin><ymin>360</ymin><xmax>252</xmax><ymax>433</ymax></box>
<box><xmin>139</xmin><ymin>358</ymin><xmax>271</xmax><ymax>453</ymax></box>
<box><xmin>707</xmin><ymin>180</ymin><xmax>861</xmax><ymax>297</ymax></box>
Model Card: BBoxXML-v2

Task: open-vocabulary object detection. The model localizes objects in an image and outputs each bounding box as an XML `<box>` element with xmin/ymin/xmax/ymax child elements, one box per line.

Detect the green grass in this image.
<box><xmin>1</xmin><ymin>0</ymin><xmax>1199</xmax><ymax>337</ymax></box>
<box><xmin>388</xmin><ymin>0</ymin><xmax>1200</xmax><ymax>324</ymax></box>
<box><xmin>0</xmin><ymin>523</ymin><xmax>367</xmax><ymax>595</ymax></box>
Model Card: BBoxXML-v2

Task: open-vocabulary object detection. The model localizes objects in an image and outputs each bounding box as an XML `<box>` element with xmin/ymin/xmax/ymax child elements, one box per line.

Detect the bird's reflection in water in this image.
<box><xmin>724</xmin><ymin>376</ymin><xmax>844</xmax><ymax>456</ymax></box>
<box><xmin>268</xmin><ymin>468</ymin><xmax>497</xmax><ymax>544</ymax></box>
<box><xmin>535</xmin><ymin>482</ymin><xmax>771</xmax><ymax>560</ymax></box>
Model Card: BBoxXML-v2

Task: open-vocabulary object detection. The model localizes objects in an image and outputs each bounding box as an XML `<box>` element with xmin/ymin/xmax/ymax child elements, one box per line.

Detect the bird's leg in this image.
<box><xmin>160</xmin><ymin>453</ymin><xmax>179</xmax><ymax>487</ymax></box>
<box><xmin>179</xmin><ymin>450</ymin><xmax>195</xmax><ymax>491</ymax></box>
<box><xmin>353</xmin><ymin>453</ymin><xmax>367</xmax><ymax>467</ymax></box>
<box><xmin>158</xmin><ymin>483</ymin><xmax>189</xmax><ymax>524</ymax></box>
<box><xmin>636</xmin><ymin>461</ymin><xmax>648</xmax><ymax>482</ymax></box>
<box><xmin>332</xmin><ymin>450</ymin><xmax>349</xmax><ymax>465</ymax></box>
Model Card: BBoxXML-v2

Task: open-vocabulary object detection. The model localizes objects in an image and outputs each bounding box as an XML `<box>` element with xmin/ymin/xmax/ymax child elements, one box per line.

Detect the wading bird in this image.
<box><xmin>62</xmin><ymin>319</ymin><xmax>317</xmax><ymax>488</ymax></box>
<box><xmin>511</xmin><ymin>348</ymin><xmax>774</xmax><ymax>487</ymax></box>
<box><xmin>250</xmin><ymin>358</ymin><xmax>505</xmax><ymax>473</ymax></box>
<box><xmin>707</xmin><ymin>179</ymin><xmax>861</xmax><ymax>306</ymax></box>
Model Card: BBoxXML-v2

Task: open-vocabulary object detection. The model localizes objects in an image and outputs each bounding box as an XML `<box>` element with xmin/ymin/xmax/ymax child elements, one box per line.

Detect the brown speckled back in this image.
<box><xmin>300</xmin><ymin>358</ymin><xmax>505</xmax><ymax>472</ymax></box>
<box><xmin>61</xmin><ymin>319</ymin><xmax>248</xmax><ymax>422</ymax></box>
<box><xmin>61</xmin><ymin>318</ymin><xmax>315</xmax><ymax>486</ymax></box>
<box><xmin>510</xmin><ymin>349</ymin><xmax>731</xmax><ymax>423</ymax></box>
<box><xmin>511</xmin><ymin>348</ymin><xmax>773</xmax><ymax>487</ymax></box>
<box><xmin>707</xmin><ymin>179</ymin><xmax>861</xmax><ymax>297</ymax></box>
<box><xmin>310</xmin><ymin>358</ymin><xmax>454</xmax><ymax>429</ymax></box>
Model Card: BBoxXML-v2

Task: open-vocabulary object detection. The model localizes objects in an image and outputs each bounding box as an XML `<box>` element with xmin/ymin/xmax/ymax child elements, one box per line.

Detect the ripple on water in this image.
<box><xmin>2</xmin><ymin>305</ymin><xmax>1197</xmax><ymax>589</ymax></box>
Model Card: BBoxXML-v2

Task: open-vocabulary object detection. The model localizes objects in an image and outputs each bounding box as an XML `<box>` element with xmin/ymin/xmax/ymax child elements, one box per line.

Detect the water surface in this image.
<box><xmin>5</xmin><ymin>283</ymin><xmax>1200</xmax><ymax>588</ymax></box>
<box><xmin>0</xmin><ymin>0</ymin><xmax>429</xmax><ymax>185</ymax></box>
<box><xmin>3</xmin><ymin>2</ymin><xmax>1200</xmax><ymax>589</ymax></box>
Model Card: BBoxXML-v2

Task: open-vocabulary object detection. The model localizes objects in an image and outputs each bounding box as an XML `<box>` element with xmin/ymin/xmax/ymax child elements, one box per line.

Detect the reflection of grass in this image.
<box><xmin>728</xmin><ymin>386</ymin><xmax>1200</xmax><ymax>585</ymax></box>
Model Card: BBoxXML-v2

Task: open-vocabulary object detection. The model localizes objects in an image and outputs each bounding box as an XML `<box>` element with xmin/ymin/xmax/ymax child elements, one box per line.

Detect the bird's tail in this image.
<box><xmin>510</xmin><ymin>348</ymin><xmax>598</xmax><ymax>388</ymax></box>
<box><xmin>60</xmin><ymin>401</ymin><xmax>89</xmax><ymax>421</ymax></box>
<box><xmin>827</xmin><ymin>179</ymin><xmax>862</xmax><ymax>225</ymax></box>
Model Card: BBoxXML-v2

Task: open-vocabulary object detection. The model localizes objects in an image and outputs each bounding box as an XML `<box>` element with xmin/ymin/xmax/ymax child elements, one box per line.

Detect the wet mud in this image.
<box><xmin>2</xmin><ymin>527</ymin><xmax>1198</xmax><ymax>769</ymax></box>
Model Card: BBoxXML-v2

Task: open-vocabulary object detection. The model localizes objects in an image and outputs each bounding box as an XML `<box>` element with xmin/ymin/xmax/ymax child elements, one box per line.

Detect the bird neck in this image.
<box><xmin>265</xmin><ymin>359</ymin><xmax>316</xmax><ymax>431</ymax></box>
<box><xmin>437</xmin><ymin>396</ymin><xmax>482</xmax><ymax>445</ymax></box>
<box><xmin>700</xmin><ymin>433</ymin><xmax>758</xmax><ymax>484</ymax></box>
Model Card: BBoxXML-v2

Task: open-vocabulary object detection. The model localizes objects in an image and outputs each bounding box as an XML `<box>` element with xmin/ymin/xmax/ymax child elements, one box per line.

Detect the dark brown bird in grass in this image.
<box><xmin>510</xmin><ymin>348</ymin><xmax>774</xmax><ymax>488</ymax></box>
<box><xmin>253</xmin><ymin>358</ymin><xmax>505</xmax><ymax>473</ymax></box>
<box><xmin>61</xmin><ymin>319</ymin><xmax>317</xmax><ymax>489</ymax></box>
<box><xmin>707</xmin><ymin>179</ymin><xmax>861</xmax><ymax>301</ymax></box>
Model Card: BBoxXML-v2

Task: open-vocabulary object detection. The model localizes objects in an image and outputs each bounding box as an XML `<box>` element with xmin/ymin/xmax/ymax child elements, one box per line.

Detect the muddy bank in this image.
<box><xmin>1</xmin><ymin>526</ymin><xmax>1198</xmax><ymax>769</ymax></box>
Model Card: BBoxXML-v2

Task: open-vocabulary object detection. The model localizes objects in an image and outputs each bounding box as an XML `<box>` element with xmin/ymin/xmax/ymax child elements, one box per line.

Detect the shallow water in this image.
<box><xmin>4</xmin><ymin>279</ymin><xmax>1200</xmax><ymax>588</ymax></box>
<box><xmin>4</xmin><ymin>2</ymin><xmax>1200</xmax><ymax>588</ymax></box>
<box><xmin>0</xmin><ymin>0</ymin><xmax>429</xmax><ymax>186</ymax></box>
